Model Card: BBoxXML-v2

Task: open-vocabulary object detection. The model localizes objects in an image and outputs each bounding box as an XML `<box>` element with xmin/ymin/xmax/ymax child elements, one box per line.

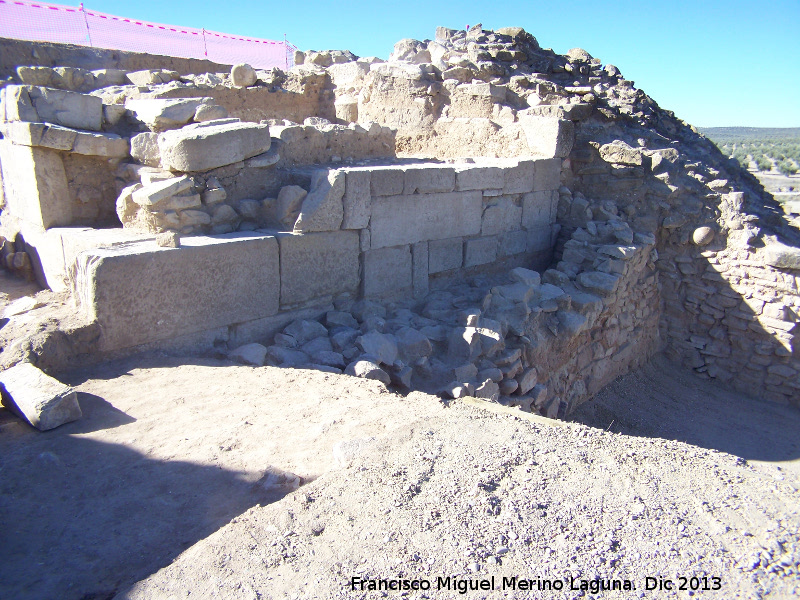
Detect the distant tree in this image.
<box><xmin>756</xmin><ymin>156</ymin><xmax>773</xmax><ymax>171</ymax></box>
<box><xmin>778</xmin><ymin>160</ymin><xmax>798</xmax><ymax>176</ymax></box>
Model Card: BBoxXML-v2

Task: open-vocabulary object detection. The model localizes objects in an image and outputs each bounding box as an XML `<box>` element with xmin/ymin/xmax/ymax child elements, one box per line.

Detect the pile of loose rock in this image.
<box><xmin>228</xmin><ymin>206</ymin><xmax>659</xmax><ymax>418</ymax></box>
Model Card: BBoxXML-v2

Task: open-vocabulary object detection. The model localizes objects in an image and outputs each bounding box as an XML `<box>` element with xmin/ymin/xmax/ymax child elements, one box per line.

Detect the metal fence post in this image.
<box><xmin>202</xmin><ymin>28</ymin><xmax>208</xmax><ymax>59</ymax></box>
<box><xmin>79</xmin><ymin>2</ymin><xmax>92</xmax><ymax>47</ymax></box>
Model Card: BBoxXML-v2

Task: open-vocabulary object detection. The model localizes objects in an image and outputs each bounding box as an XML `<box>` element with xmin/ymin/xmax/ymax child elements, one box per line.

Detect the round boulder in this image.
<box><xmin>692</xmin><ymin>226</ymin><xmax>715</xmax><ymax>246</ymax></box>
<box><xmin>231</xmin><ymin>63</ymin><xmax>257</xmax><ymax>87</ymax></box>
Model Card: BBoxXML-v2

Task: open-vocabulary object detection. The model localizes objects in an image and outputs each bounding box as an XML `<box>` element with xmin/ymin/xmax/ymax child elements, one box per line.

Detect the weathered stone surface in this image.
<box><xmin>577</xmin><ymin>271</ymin><xmax>621</xmax><ymax>296</ymax></box>
<box><xmin>396</xmin><ymin>327</ymin><xmax>432</xmax><ymax>362</ymax></box>
<box><xmin>428</xmin><ymin>237</ymin><xmax>463</xmax><ymax>273</ymax></box>
<box><xmin>74</xmin><ymin>233</ymin><xmax>279</xmax><ymax>351</ymax></box>
<box><xmin>692</xmin><ymin>227</ymin><xmax>715</xmax><ymax>246</ymax></box>
<box><xmin>455</xmin><ymin>165</ymin><xmax>504</xmax><ymax>191</ymax></box>
<box><xmin>231</xmin><ymin>63</ymin><xmax>257</xmax><ymax>87</ymax></box>
<box><xmin>370</xmin><ymin>191</ymin><xmax>482</xmax><ymax>249</ymax></box>
<box><xmin>356</xmin><ymin>331</ymin><xmax>398</xmax><ymax>365</ymax></box>
<box><xmin>464</xmin><ymin>237</ymin><xmax>497</xmax><ymax>267</ymax></box>
<box><xmin>412</xmin><ymin>241</ymin><xmax>429</xmax><ymax>299</ymax></box>
<box><xmin>520</xmin><ymin>116</ymin><xmax>574</xmax><ymax>158</ymax></box>
<box><xmin>275</xmin><ymin>230</ymin><xmax>360</xmax><ymax>307</ymax></box>
<box><xmin>3</xmin><ymin>85</ymin><xmax>103</xmax><ymax>131</ymax></box>
<box><xmin>229</xmin><ymin>343</ymin><xmax>268</xmax><ymax>366</ymax></box>
<box><xmin>0</xmin><ymin>141</ymin><xmax>70</xmax><ymax>229</ymax></box>
<box><xmin>363</xmin><ymin>245</ymin><xmax>412</xmax><ymax>299</ymax></box>
<box><xmin>475</xmin><ymin>379</ymin><xmax>500</xmax><ymax>400</ymax></box>
<box><xmin>481</xmin><ymin>197</ymin><xmax>522</xmax><ymax>236</ymax></box>
<box><xmin>345</xmin><ymin>359</ymin><xmax>390</xmax><ymax>385</ymax></box>
<box><xmin>522</xmin><ymin>190</ymin><xmax>556</xmax><ymax>230</ymax></box>
<box><xmin>274</xmin><ymin>185</ymin><xmax>307</xmax><ymax>229</ymax></box>
<box><xmin>503</xmin><ymin>160</ymin><xmax>534</xmax><ymax>194</ymax></box>
<box><xmin>294</xmin><ymin>170</ymin><xmax>345</xmax><ymax>232</ymax></box>
<box><xmin>370</xmin><ymin>167</ymin><xmax>405</xmax><ymax>196</ymax></box>
<box><xmin>132</xmin><ymin>176</ymin><xmax>193</xmax><ymax>207</ymax></box>
<box><xmin>130</xmin><ymin>132</ymin><xmax>161</xmax><ymax>167</ymax></box>
<box><xmin>1</xmin><ymin>120</ymin><xmax>77</xmax><ymax>150</ymax></box>
<box><xmin>0</xmin><ymin>362</ymin><xmax>81</xmax><ymax>430</ymax></box>
<box><xmin>763</xmin><ymin>242</ymin><xmax>800</xmax><ymax>270</ymax></box>
<box><xmin>342</xmin><ymin>169</ymin><xmax>371</xmax><ymax>229</ymax></box>
<box><xmin>599</xmin><ymin>142</ymin><xmax>642</xmax><ymax>166</ymax></box>
<box><xmin>158</xmin><ymin>121</ymin><xmax>271</xmax><ymax>172</ymax></box>
<box><xmin>71</xmin><ymin>131</ymin><xmax>129</xmax><ymax>158</ymax></box>
<box><xmin>125</xmin><ymin>98</ymin><xmax>212</xmax><ymax>132</ymax></box>
<box><xmin>266</xmin><ymin>346</ymin><xmax>310</xmax><ymax>367</ymax></box>
<box><xmin>533</xmin><ymin>158</ymin><xmax>561</xmax><ymax>192</ymax></box>
<box><xmin>194</xmin><ymin>104</ymin><xmax>228</xmax><ymax>122</ymax></box>
<box><xmin>284</xmin><ymin>319</ymin><xmax>328</xmax><ymax>345</ymax></box>
<box><xmin>155</xmin><ymin>232</ymin><xmax>180</xmax><ymax>248</ymax></box>
<box><xmin>403</xmin><ymin>165</ymin><xmax>455</xmax><ymax>194</ymax></box>
<box><xmin>509</xmin><ymin>267</ymin><xmax>541</xmax><ymax>286</ymax></box>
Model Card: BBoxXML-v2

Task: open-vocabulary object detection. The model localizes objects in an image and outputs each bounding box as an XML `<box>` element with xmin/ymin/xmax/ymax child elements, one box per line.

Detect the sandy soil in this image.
<box><xmin>1</xmin><ymin>352</ymin><xmax>798</xmax><ymax>600</ymax></box>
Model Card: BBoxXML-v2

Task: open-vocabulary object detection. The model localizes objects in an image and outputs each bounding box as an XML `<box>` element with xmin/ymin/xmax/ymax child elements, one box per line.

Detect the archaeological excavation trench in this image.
<box><xmin>0</xmin><ymin>25</ymin><xmax>797</xmax><ymax>419</ymax></box>
<box><xmin>0</xmin><ymin>20</ymin><xmax>798</xmax><ymax>600</ymax></box>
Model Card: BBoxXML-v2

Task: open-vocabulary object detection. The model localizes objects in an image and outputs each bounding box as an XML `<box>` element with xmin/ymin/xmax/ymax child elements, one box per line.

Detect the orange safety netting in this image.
<box><xmin>0</xmin><ymin>0</ymin><xmax>296</xmax><ymax>70</ymax></box>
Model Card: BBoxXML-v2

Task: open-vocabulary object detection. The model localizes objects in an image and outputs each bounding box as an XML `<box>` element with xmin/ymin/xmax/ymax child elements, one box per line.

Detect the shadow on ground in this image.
<box><xmin>0</xmin><ymin>392</ymin><xmax>295</xmax><ymax>600</ymax></box>
<box><xmin>569</xmin><ymin>353</ymin><xmax>800</xmax><ymax>466</ymax></box>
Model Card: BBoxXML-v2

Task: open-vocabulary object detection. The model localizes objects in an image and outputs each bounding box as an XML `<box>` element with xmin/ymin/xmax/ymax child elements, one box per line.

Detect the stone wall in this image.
<box><xmin>0</xmin><ymin>38</ymin><xmax>234</xmax><ymax>80</ymax></box>
<box><xmin>62</xmin><ymin>158</ymin><xmax>561</xmax><ymax>352</ymax></box>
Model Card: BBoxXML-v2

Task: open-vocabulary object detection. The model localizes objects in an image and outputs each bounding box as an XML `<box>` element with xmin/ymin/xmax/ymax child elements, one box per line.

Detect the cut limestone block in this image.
<box><xmin>273</xmin><ymin>230</ymin><xmax>360</xmax><ymax>308</ymax></box>
<box><xmin>0</xmin><ymin>140</ymin><xmax>70</xmax><ymax>229</ymax></box>
<box><xmin>73</xmin><ymin>233</ymin><xmax>279</xmax><ymax>352</ymax></box>
<box><xmin>125</xmin><ymin>97</ymin><xmax>213</xmax><ymax>132</ymax></box>
<box><xmin>157</xmin><ymin>121</ymin><xmax>271</xmax><ymax>172</ymax></box>
<box><xmin>0</xmin><ymin>362</ymin><xmax>81</xmax><ymax>430</ymax></box>
<box><xmin>519</xmin><ymin>116</ymin><xmax>574</xmax><ymax>158</ymax></box>
<box><xmin>294</xmin><ymin>169</ymin><xmax>345</xmax><ymax>232</ymax></box>
<box><xmin>2</xmin><ymin>85</ymin><xmax>103</xmax><ymax>131</ymax></box>
<box><xmin>363</xmin><ymin>245</ymin><xmax>413</xmax><ymax>299</ymax></box>
<box><xmin>370</xmin><ymin>191</ymin><xmax>482</xmax><ymax>249</ymax></box>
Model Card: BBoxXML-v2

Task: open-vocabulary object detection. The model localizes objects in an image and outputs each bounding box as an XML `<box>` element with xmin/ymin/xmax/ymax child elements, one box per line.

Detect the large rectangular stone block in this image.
<box><xmin>481</xmin><ymin>197</ymin><xmax>522</xmax><ymax>236</ymax></box>
<box><xmin>158</xmin><ymin>121</ymin><xmax>271</xmax><ymax>172</ymax></box>
<box><xmin>498</xmin><ymin>230</ymin><xmax>527</xmax><ymax>257</ymax></box>
<box><xmin>74</xmin><ymin>232</ymin><xmax>280</xmax><ymax>352</ymax></box>
<box><xmin>363</xmin><ymin>245</ymin><xmax>413</xmax><ymax>299</ymax></box>
<box><xmin>276</xmin><ymin>229</ymin><xmax>360</xmax><ymax>307</ymax></box>
<box><xmin>533</xmin><ymin>158</ymin><xmax>562</xmax><ymax>191</ymax></box>
<box><xmin>455</xmin><ymin>165</ymin><xmax>504</xmax><ymax>191</ymax></box>
<box><xmin>0</xmin><ymin>140</ymin><xmax>70</xmax><ymax>229</ymax></box>
<box><xmin>370</xmin><ymin>191</ymin><xmax>482</xmax><ymax>249</ymax></box>
<box><xmin>503</xmin><ymin>159</ymin><xmax>535</xmax><ymax>194</ymax></box>
<box><xmin>403</xmin><ymin>164</ymin><xmax>455</xmax><ymax>194</ymax></box>
<box><xmin>464</xmin><ymin>236</ymin><xmax>498</xmax><ymax>267</ymax></box>
<box><xmin>370</xmin><ymin>166</ymin><xmax>405</xmax><ymax>196</ymax></box>
<box><xmin>342</xmin><ymin>168</ymin><xmax>371</xmax><ymax>229</ymax></box>
<box><xmin>521</xmin><ymin>116</ymin><xmax>574</xmax><ymax>158</ymax></box>
<box><xmin>429</xmin><ymin>237</ymin><xmax>463</xmax><ymax>273</ymax></box>
<box><xmin>3</xmin><ymin>85</ymin><xmax>103</xmax><ymax>131</ymax></box>
<box><xmin>522</xmin><ymin>190</ymin><xmax>557</xmax><ymax>230</ymax></box>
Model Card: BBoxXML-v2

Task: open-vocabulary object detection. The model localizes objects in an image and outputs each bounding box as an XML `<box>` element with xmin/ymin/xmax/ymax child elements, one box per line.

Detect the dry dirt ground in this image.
<box><xmin>1</xmin><ymin>276</ymin><xmax>799</xmax><ymax>600</ymax></box>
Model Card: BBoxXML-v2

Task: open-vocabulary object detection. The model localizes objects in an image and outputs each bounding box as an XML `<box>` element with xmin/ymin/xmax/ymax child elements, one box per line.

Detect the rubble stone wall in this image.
<box><xmin>0</xmin><ymin>38</ymin><xmax>233</xmax><ymax>80</ymax></box>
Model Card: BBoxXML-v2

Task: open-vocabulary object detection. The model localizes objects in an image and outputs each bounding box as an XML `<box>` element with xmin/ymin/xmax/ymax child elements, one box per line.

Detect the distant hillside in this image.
<box><xmin>699</xmin><ymin>127</ymin><xmax>800</xmax><ymax>144</ymax></box>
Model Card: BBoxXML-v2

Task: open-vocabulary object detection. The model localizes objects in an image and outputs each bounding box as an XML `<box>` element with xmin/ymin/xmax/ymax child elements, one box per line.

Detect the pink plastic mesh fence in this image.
<box><xmin>0</xmin><ymin>0</ymin><xmax>295</xmax><ymax>70</ymax></box>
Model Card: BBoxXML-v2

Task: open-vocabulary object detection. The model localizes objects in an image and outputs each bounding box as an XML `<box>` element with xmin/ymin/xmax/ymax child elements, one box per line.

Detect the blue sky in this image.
<box><xmin>82</xmin><ymin>0</ymin><xmax>799</xmax><ymax>128</ymax></box>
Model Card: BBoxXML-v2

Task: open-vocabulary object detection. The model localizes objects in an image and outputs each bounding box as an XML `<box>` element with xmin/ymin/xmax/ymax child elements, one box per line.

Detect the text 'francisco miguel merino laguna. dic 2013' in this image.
<box><xmin>349</xmin><ymin>576</ymin><xmax>639</xmax><ymax>594</ymax></box>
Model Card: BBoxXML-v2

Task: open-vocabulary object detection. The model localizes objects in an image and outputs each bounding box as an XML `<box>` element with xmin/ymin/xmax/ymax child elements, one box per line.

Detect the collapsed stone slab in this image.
<box><xmin>157</xmin><ymin>121</ymin><xmax>271</xmax><ymax>172</ymax></box>
<box><xmin>0</xmin><ymin>362</ymin><xmax>81</xmax><ymax>430</ymax></box>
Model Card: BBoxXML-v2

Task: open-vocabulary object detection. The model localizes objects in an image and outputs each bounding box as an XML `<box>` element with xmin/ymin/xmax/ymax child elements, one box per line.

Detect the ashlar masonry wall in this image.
<box><xmin>70</xmin><ymin>158</ymin><xmax>562</xmax><ymax>352</ymax></box>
